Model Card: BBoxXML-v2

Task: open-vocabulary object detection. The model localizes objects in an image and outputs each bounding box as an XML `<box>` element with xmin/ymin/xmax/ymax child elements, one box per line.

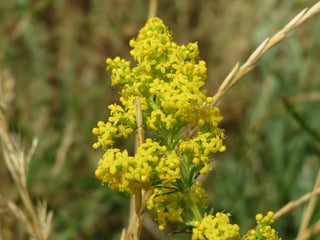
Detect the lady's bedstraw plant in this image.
<box><xmin>92</xmin><ymin>17</ymin><xmax>280</xmax><ymax>240</ymax></box>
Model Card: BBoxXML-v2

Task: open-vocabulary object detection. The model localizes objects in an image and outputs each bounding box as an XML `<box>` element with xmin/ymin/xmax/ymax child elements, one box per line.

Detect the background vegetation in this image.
<box><xmin>0</xmin><ymin>0</ymin><xmax>319</xmax><ymax>239</ymax></box>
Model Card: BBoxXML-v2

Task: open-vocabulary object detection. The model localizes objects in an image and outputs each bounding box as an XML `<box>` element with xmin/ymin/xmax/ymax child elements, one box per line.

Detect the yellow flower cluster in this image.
<box><xmin>192</xmin><ymin>212</ymin><xmax>240</xmax><ymax>240</ymax></box>
<box><xmin>242</xmin><ymin>211</ymin><xmax>281</xmax><ymax>240</ymax></box>
<box><xmin>93</xmin><ymin>17</ymin><xmax>224</xmax><ymax>192</ymax></box>
<box><xmin>191</xmin><ymin>182</ymin><xmax>208</xmax><ymax>208</ymax></box>
<box><xmin>147</xmin><ymin>182</ymin><xmax>208</xmax><ymax>231</ymax></box>
<box><xmin>180</xmin><ymin>131</ymin><xmax>225</xmax><ymax>175</ymax></box>
<box><xmin>91</xmin><ymin>15</ymin><xmax>284</xmax><ymax>239</ymax></box>
<box><xmin>92</xmin><ymin>106</ymin><xmax>136</xmax><ymax>150</ymax></box>
<box><xmin>95</xmin><ymin>139</ymin><xmax>167</xmax><ymax>194</ymax></box>
<box><xmin>93</xmin><ymin>17</ymin><xmax>228</xmax><ymax>232</ymax></box>
<box><xmin>147</xmin><ymin>188</ymin><xmax>184</xmax><ymax>231</ymax></box>
<box><xmin>105</xmin><ymin>17</ymin><xmax>223</xmax><ymax>138</ymax></box>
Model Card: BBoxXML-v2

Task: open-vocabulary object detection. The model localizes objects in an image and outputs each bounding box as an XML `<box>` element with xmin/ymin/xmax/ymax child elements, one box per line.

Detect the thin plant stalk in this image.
<box><xmin>123</xmin><ymin>1</ymin><xmax>158</xmax><ymax>237</ymax></box>
<box><xmin>148</xmin><ymin>0</ymin><xmax>157</xmax><ymax>19</ymax></box>
<box><xmin>297</xmin><ymin>169</ymin><xmax>320</xmax><ymax>239</ymax></box>
<box><xmin>183</xmin><ymin>1</ymin><xmax>320</xmax><ymax>141</ymax></box>
<box><xmin>298</xmin><ymin>219</ymin><xmax>320</xmax><ymax>240</ymax></box>
<box><xmin>273</xmin><ymin>187</ymin><xmax>320</xmax><ymax>220</ymax></box>
<box><xmin>123</xmin><ymin>97</ymin><xmax>146</xmax><ymax>240</ymax></box>
<box><xmin>0</xmin><ymin>116</ymin><xmax>45</xmax><ymax>240</ymax></box>
<box><xmin>210</xmin><ymin>1</ymin><xmax>320</xmax><ymax>107</ymax></box>
<box><xmin>0</xmin><ymin>69</ymin><xmax>53</xmax><ymax>239</ymax></box>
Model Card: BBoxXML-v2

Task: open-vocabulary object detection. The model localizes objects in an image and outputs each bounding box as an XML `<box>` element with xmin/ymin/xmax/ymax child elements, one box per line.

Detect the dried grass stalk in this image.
<box><xmin>297</xmin><ymin>170</ymin><xmax>320</xmax><ymax>239</ymax></box>
<box><xmin>0</xmin><ymin>68</ymin><xmax>53</xmax><ymax>240</ymax></box>
<box><xmin>183</xmin><ymin>1</ymin><xmax>320</xmax><ymax>142</ymax></box>
<box><xmin>274</xmin><ymin>187</ymin><xmax>320</xmax><ymax>220</ymax></box>
<box><xmin>36</xmin><ymin>201</ymin><xmax>54</xmax><ymax>240</ymax></box>
<box><xmin>210</xmin><ymin>1</ymin><xmax>320</xmax><ymax>107</ymax></box>
<box><xmin>148</xmin><ymin>0</ymin><xmax>158</xmax><ymax>18</ymax></box>
<box><xmin>298</xmin><ymin>220</ymin><xmax>320</xmax><ymax>240</ymax></box>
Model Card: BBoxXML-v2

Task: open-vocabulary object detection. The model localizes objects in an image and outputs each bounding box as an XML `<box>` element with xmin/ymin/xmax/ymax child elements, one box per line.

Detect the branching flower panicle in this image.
<box><xmin>92</xmin><ymin>17</ymin><xmax>281</xmax><ymax>239</ymax></box>
<box><xmin>93</xmin><ymin>16</ymin><xmax>224</xmax><ymax>196</ymax></box>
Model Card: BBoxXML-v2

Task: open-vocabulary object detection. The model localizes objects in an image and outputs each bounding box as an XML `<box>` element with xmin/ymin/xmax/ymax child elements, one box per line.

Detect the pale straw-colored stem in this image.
<box><xmin>297</xmin><ymin>219</ymin><xmax>320</xmax><ymax>240</ymax></box>
<box><xmin>0</xmin><ymin>112</ymin><xmax>45</xmax><ymax>240</ymax></box>
<box><xmin>123</xmin><ymin>97</ymin><xmax>147</xmax><ymax>240</ymax></box>
<box><xmin>51</xmin><ymin>120</ymin><xmax>76</xmax><ymax>176</ymax></box>
<box><xmin>273</xmin><ymin>187</ymin><xmax>320</xmax><ymax>220</ymax></box>
<box><xmin>182</xmin><ymin>1</ymin><xmax>320</xmax><ymax>141</ymax></box>
<box><xmin>297</xmin><ymin>169</ymin><xmax>320</xmax><ymax>239</ymax></box>
<box><xmin>122</xmin><ymin>1</ymin><xmax>158</xmax><ymax>237</ymax></box>
<box><xmin>148</xmin><ymin>0</ymin><xmax>157</xmax><ymax>19</ymax></box>
<box><xmin>210</xmin><ymin>1</ymin><xmax>320</xmax><ymax>107</ymax></box>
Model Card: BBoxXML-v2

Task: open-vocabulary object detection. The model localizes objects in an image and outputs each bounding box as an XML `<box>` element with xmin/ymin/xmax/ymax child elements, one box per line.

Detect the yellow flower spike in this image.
<box><xmin>94</xmin><ymin>18</ymin><xmax>228</xmax><ymax>233</ymax></box>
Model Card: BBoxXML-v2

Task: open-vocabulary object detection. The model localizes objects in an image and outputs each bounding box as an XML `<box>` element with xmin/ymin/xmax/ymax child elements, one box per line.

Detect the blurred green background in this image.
<box><xmin>1</xmin><ymin>0</ymin><xmax>320</xmax><ymax>239</ymax></box>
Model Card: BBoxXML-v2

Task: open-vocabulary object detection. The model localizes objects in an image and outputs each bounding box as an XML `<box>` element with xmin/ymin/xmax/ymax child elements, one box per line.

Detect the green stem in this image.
<box><xmin>186</xmin><ymin>190</ymin><xmax>202</xmax><ymax>222</ymax></box>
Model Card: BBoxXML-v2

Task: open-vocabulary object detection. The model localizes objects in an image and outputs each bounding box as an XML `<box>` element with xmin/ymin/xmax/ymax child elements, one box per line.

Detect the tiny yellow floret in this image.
<box><xmin>92</xmin><ymin>127</ymin><xmax>99</xmax><ymax>135</ymax></box>
<box><xmin>256</xmin><ymin>213</ymin><xmax>263</xmax><ymax>221</ymax></box>
<box><xmin>149</xmin><ymin>88</ymin><xmax>156</xmax><ymax>95</ymax></box>
<box><xmin>129</xmin><ymin>39</ymin><xmax>135</xmax><ymax>47</ymax></box>
<box><xmin>95</xmin><ymin>168</ymin><xmax>102</xmax><ymax>178</ymax></box>
<box><xmin>219</xmin><ymin>145</ymin><xmax>227</xmax><ymax>152</ymax></box>
<box><xmin>114</xmin><ymin>56</ymin><xmax>121</xmax><ymax>64</ymax></box>
<box><xmin>198</xmin><ymin>119</ymin><xmax>205</xmax><ymax>126</ymax></box>
<box><xmin>92</xmin><ymin>142</ymin><xmax>100</xmax><ymax>149</ymax></box>
<box><xmin>141</xmin><ymin>175</ymin><xmax>147</xmax><ymax>182</ymax></box>
<box><xmin>206</xmin><ymin>97</ymin><xmax>213</xmax><ymax>103</ymax></box>
<box><xmin>192</xmin><ymin>157</ymin><xmax>200</xmax><ymax>165</ymax></box>
<box><xmin>158</xmin><ymin>225</ymin><xmax>165</xmax><ymax>231</ymax></box>
<box><xmin>267</xmin><ymin>211</ymin><xmax>274</xmax><ymax>219</ymax></box>
<box><xmin>106</xmin><ymin>58</ymin><xmax>112</xmax><ymax>64</ymax></box>
<box><xmin>97</xmin><ymin>121</ymin><xmax>105</xmax><ymax>127</ymax></box>
<box><xmin>194</xmin><ymin>221</ymin><xmax>200</xmax><ymax>227</ymax></box>
<box><xmin>161</xmin><ymin>146</ymin><xmax>167</xmax><ymax>152</ymax></box>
